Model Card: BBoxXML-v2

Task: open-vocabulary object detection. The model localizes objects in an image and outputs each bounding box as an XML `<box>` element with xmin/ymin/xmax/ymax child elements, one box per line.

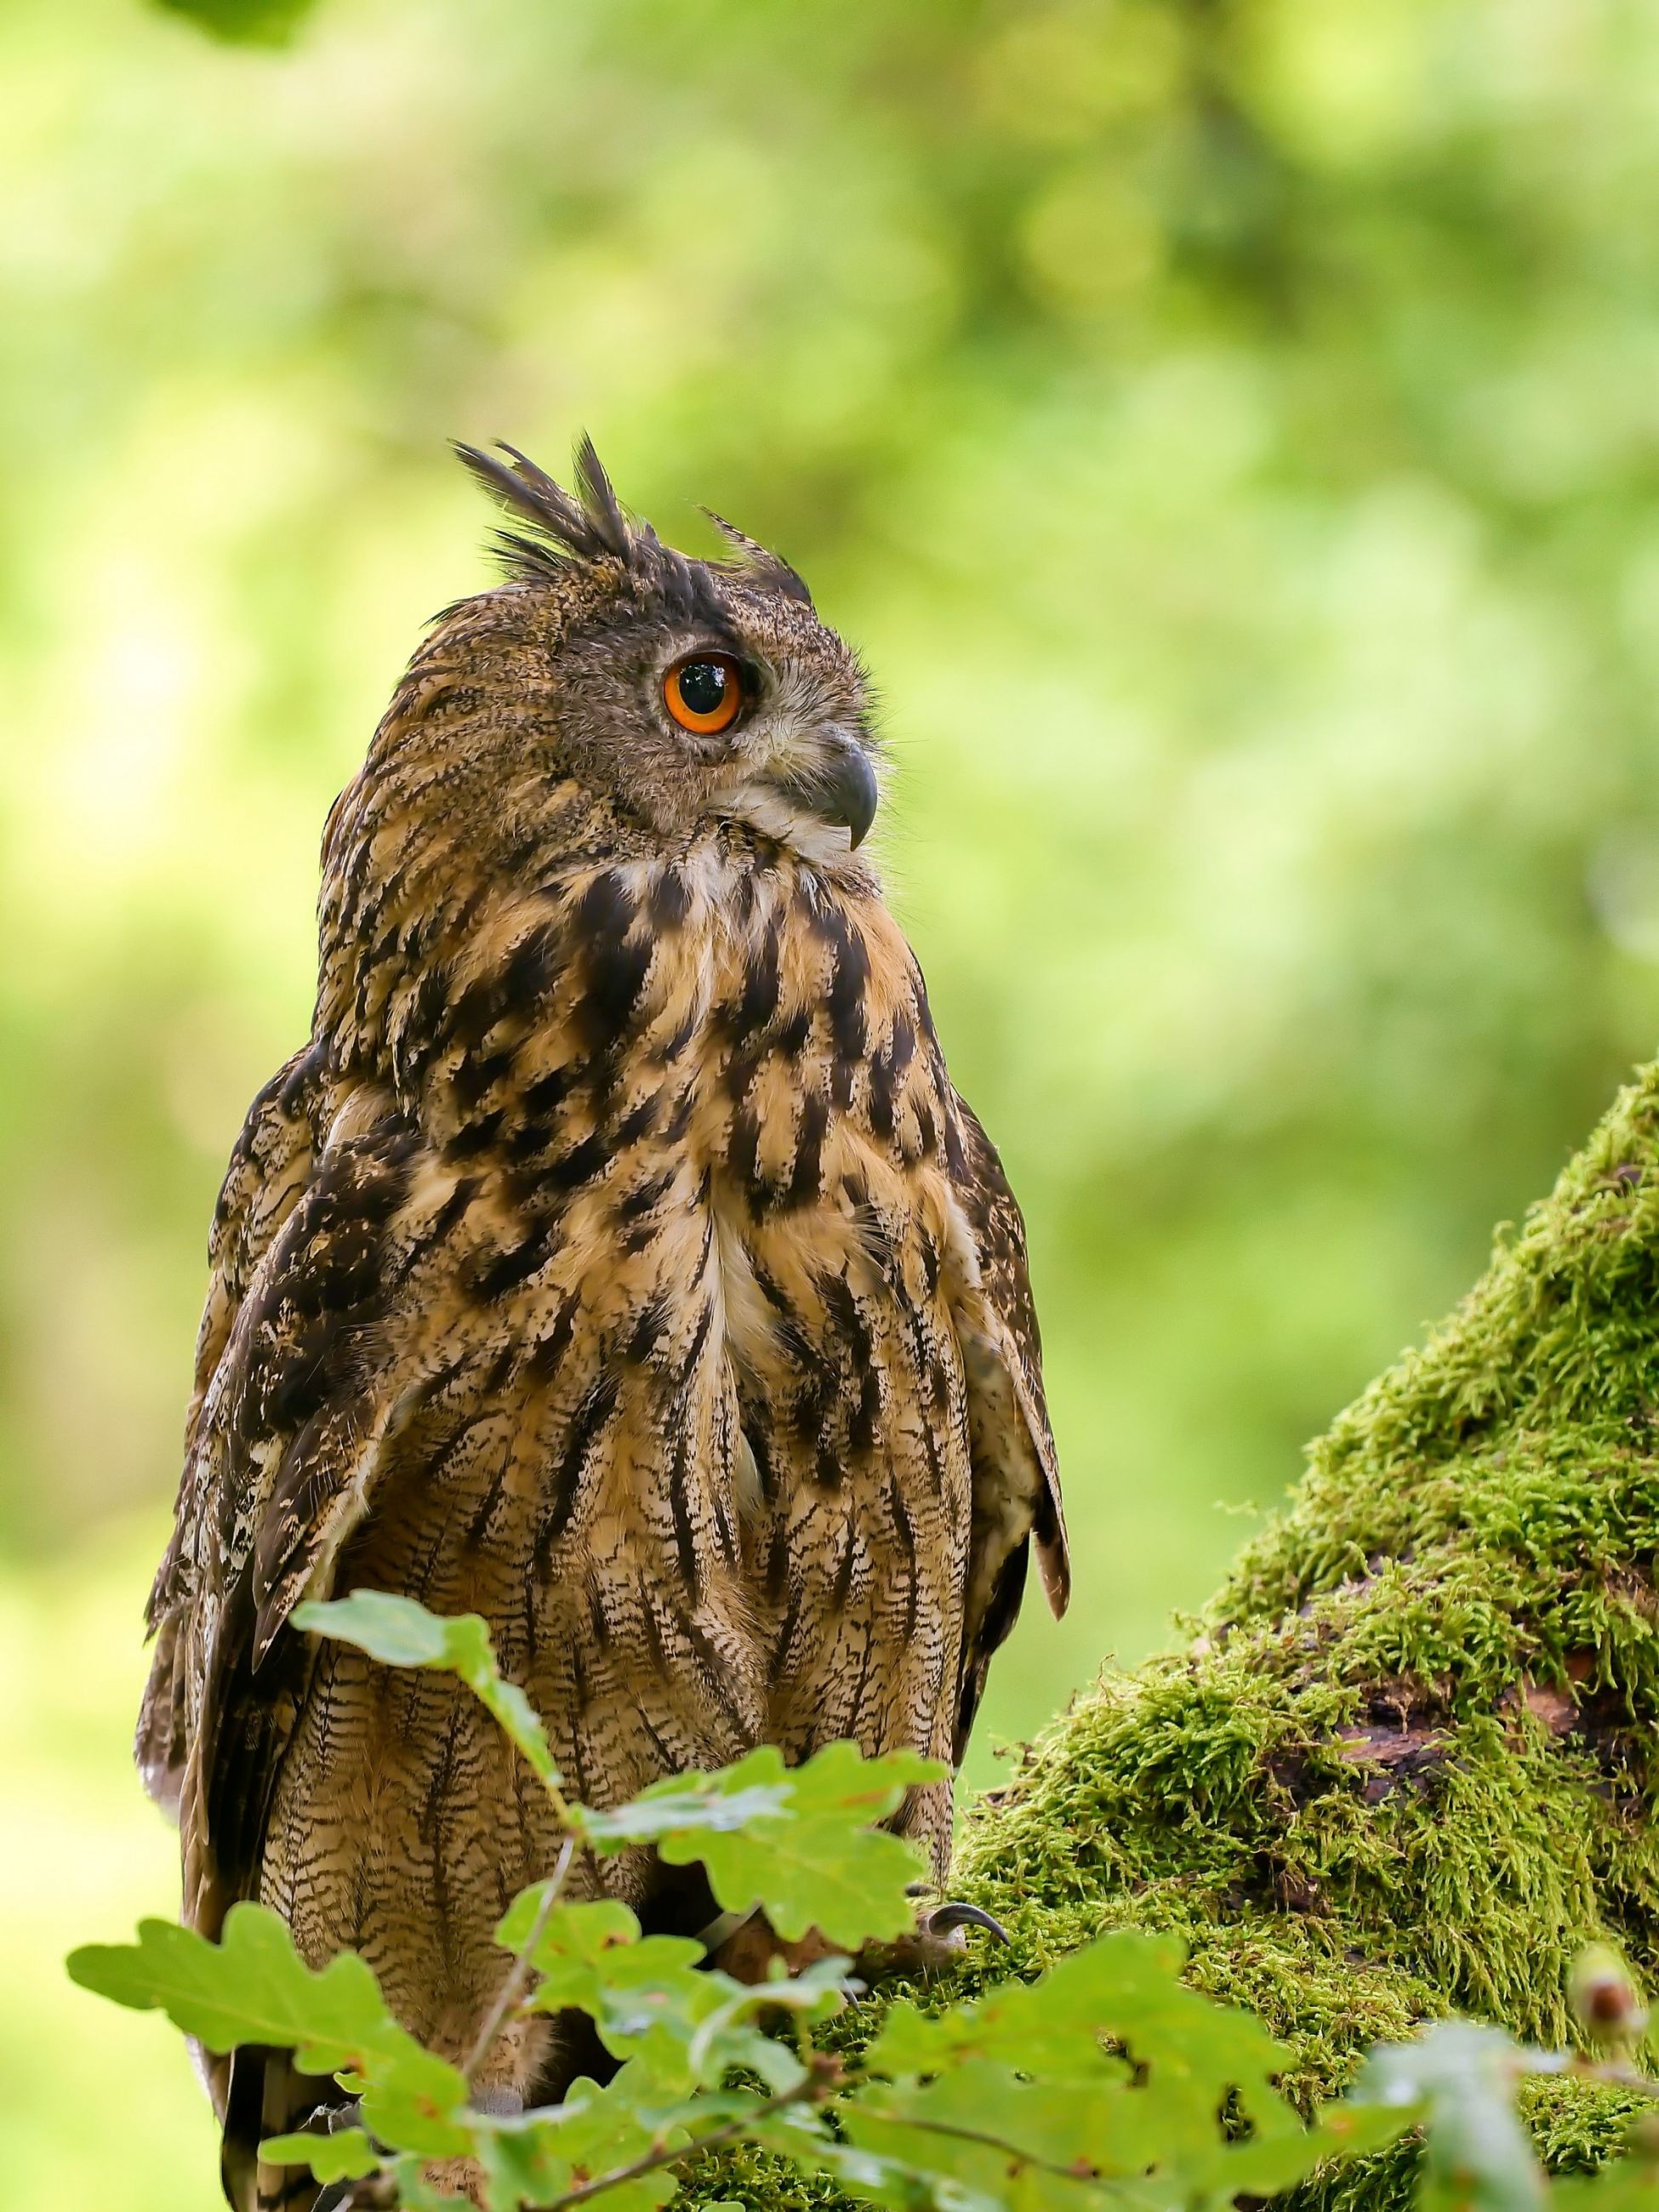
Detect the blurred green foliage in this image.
<box><xmin>156</xmin><ymin>0</ymin><xmax>319</xmax><ymax>46</ymax></box>
<box><xmin>5</xmin><ymin>0</ymin><xmax>1659</xmax><ymax>2203</ymax></box>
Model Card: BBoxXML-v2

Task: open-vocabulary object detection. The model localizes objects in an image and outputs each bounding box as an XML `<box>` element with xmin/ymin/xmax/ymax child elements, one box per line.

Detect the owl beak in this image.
<box><xmin>807</xmin><ymin>738</ymin><xmax>879</xmax><ymax>851</ymax></box>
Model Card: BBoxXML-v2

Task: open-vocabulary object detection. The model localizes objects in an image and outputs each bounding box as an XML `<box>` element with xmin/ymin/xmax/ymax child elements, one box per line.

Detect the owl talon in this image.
<box><xmin>923</xmin><ymin>1900</ymin><xmax>1010</xmax><ymax>1945</ymax></box>
<box><xmin>857</xmin><ymin>1897</ymin><xmax>1009</xmax><ymax>1982</ymax></box>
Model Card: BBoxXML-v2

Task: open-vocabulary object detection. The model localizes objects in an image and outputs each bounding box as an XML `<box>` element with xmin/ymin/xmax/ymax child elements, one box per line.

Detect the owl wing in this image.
<box><xmin>140</xmin><ymin>1047</ymin><xmax>480</xmax><ymax>1936</ymax></box>
<box><xmin>945</xmin><ymin>1092</ymin><xmax>1070</xmax><ymax>1763</ymax></box>
<box><xmin>137</xmin><ymin>1042</ymin><xmax>326</xmax><ymax>1816</ymax></box>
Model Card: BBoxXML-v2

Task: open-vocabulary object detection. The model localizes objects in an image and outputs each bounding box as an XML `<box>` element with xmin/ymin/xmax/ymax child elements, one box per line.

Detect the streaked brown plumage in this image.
<box><xmin>138</xmin><ymin>441</ymin><xmax>1069</xmax><ymax>2208</ymax></box>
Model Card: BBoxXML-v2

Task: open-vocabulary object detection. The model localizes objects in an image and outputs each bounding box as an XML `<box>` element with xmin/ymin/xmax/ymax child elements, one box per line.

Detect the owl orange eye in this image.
<box><xmin>664</xmin><ymin>653</ymin><xmax>744</xmax><ymax>736</ymax></box>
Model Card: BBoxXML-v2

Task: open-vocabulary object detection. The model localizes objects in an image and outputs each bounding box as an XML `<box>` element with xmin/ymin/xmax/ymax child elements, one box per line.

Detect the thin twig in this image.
<box><xmin>834</xmin><ymin>2099</ymin><xmax>1097</xmax><ymax>2182</ymax></box>
<box><xmin>463</xmin><ymin>1834</ymin><xmax>574</xmax><ymax>2084</ymax></box>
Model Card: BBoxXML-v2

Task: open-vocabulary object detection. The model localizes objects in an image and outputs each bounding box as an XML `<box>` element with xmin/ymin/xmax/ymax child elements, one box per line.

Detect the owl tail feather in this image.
<box><xmin>220</xmin><ymin>2046</ymin><xmax>343</xmax><ymax>2212</ymax></box>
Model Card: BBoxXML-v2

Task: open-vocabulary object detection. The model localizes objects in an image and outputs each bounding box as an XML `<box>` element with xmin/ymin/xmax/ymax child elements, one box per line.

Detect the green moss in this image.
<box><xmin>689</xmin><ymin>1066</ymin><xmax>1659</xmax><ymax>2208</ymax></box>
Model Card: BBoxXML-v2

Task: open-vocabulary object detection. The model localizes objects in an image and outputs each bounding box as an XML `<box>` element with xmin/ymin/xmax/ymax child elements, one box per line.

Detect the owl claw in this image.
<box><xmin>857</xmin><ymin>1897</ymin><xmax>1010</xmax><ymax>1982</ymax></box>
<box><xmin>922</xmin><ymin>1900</ymin><xmax>1010</xmax><ymax>1945</ymax></box>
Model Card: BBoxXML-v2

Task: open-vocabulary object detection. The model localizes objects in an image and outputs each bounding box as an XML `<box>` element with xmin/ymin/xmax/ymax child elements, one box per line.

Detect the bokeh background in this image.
<box><xmin>7</xmin><ymin>0</ymin><xmax>1659</xmax><ymax>2201</ymax></box>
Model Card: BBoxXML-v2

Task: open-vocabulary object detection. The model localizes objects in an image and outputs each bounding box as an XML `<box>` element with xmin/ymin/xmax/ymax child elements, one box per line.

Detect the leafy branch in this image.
<box><xmin>66</xmin><ymin>1591</ymin><xmax>1659</xmax><ymax>2212</ymax></box>
<box><xmin>465</xmin><ymin>1840</ymin><xmax>573</xmax><ymax>2085</ymax></box>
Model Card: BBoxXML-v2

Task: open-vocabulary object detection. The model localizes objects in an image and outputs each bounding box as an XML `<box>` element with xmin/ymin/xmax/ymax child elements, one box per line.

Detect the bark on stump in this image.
<box><xmin>705</xmin><ymin>1062</ymin><xmax>1659</xmax><ymax>2207</ymax></box>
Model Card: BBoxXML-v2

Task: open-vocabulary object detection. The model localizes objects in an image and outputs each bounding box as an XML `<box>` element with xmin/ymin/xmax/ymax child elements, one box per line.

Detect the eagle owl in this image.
<box><xmin>138</xmin><ymin>441</ymin><xmax>1069</xmax><ymax>2207</ymax></box>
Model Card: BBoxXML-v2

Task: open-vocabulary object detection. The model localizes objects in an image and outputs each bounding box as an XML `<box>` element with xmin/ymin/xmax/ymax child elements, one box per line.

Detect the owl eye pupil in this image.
<box><xmin>677</xmin><ymin>660</ymin><xmax>728</xmax><ymax>717</ymax></box>
<box><xmin>664</xmin><ymin>650</ymin><xmax>745</xmax><ymax>735</ymax></box>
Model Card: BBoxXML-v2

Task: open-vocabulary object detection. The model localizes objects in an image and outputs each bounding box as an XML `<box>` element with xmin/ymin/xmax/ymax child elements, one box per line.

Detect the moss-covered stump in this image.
<box><xmin>701</xmin><ymin>1064</ymin><xmax>1659</xmax><ymax>2207</ymax></box>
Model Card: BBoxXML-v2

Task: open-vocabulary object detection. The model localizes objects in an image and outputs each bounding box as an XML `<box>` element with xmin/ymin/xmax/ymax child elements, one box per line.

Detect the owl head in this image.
<box><xmin>373</xmin><ymin>438</ymin><xmax>881</xmax><ymax>876</ymax></box>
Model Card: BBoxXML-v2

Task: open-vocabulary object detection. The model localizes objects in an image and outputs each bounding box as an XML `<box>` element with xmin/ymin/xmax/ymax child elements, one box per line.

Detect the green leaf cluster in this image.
<box><xmin>850</xmin><ymin>1935</ymin><xmax>1404</xmax><ymax>2209</ymax></box>
<box><xmin>67</xmin><ymin>1596</ymin><xmax>1659</xmax><ymax>2211</ymax></box>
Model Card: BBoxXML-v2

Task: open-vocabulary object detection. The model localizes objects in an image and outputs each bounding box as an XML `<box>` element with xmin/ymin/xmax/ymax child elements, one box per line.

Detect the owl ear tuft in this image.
<box><xmin>703</xmin><ymin>510</ymin><xmax>815</xmax><ymax>608</ymax></box>
<box><xmin>453</xmin><ymin>437</ymin><xmax>807</xmax><ymax>619</ymax></box>
<box><xmin>453</xmin><ymin>436</ymin><xmax>647</xmax><ymax>581</ymax></box>
<box><xmin>571</xmin><ymin>436</ymin><xmax>635</xmax><ymax>562</ymax></box>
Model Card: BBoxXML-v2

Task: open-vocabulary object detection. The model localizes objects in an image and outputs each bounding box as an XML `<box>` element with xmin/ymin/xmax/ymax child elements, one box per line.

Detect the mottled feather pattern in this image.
<box><xmin>138</xmin><ymin>442</ymin><xmax>1067</xmax><ymax>2205</ymax></box>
